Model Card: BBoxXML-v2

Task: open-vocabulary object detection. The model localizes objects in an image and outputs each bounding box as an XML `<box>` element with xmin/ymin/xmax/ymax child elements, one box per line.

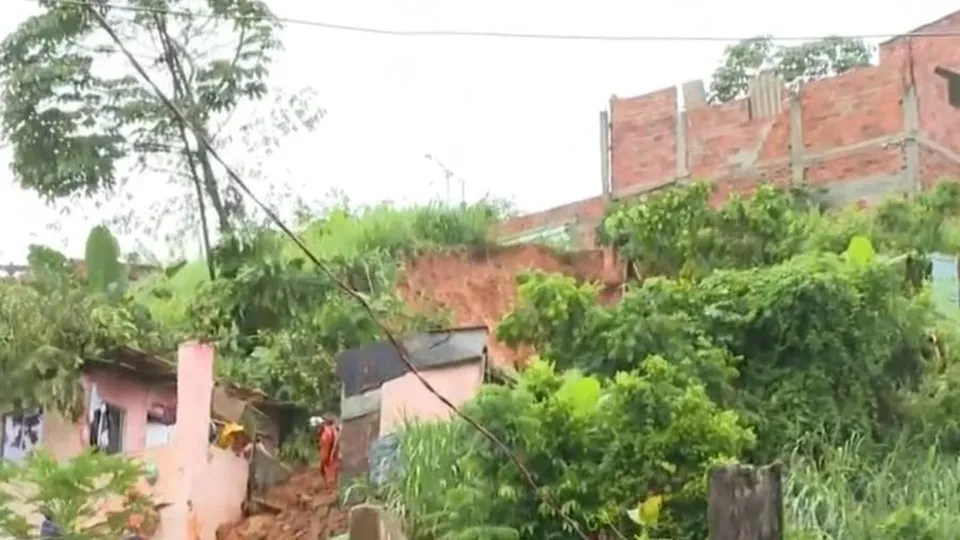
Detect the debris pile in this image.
<box><xmin>217</xmin><ymin>468</ymin><xmax>347</xmax><ymax>540</ymax></box>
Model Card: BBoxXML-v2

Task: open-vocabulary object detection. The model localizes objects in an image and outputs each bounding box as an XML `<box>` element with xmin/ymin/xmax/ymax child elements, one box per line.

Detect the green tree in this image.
<box><xmin>84</xmin><ymin>225</ymin><xmax>128</xmax><ymax>298</ymax></box>
<box><xmin>708</xmin><ymin>36</ymin><xmax>873</xmax><ymax>103</ymax></box>
<box><xmin>0</xmin><ymin>0</ymin><xmax>321</xmax><ymax>249</ymax></box>
<box><xmin>0</xmin><ymin>244</ymin><xmax>168</xmax><ymax>417</ymax></box>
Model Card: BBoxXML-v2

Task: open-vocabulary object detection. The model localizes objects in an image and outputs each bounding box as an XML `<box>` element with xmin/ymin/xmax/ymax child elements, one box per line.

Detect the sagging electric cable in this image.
<box><xmin>82</xmin><ymin>4</ymin><xmax>607</xmax><ymax>540</ymax></box>
<box><xmin>33</xmin><ymin>0</ymin><xmax>960</xmax><ymax>43</ymax></box>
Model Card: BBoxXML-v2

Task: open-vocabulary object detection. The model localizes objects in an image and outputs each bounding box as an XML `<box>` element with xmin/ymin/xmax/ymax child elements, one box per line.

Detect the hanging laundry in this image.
<box><xmin>87</xmin><ymin>384</ymin><xmax>106</xmax><ymax>449</ymax></box>
<box><xmin>89</xmin><ymin>403</ymin><xmax>112</xmax><ymax>451</ymax></box>
<box><xmin>88</xmin><ymin>405</ymin><xmax>101</xmax><ymax>448</ymax></box>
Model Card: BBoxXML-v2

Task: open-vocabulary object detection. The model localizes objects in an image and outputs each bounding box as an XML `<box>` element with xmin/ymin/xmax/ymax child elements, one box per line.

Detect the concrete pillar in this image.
<box><xmin>676</xmin><ymin>110</ymin><xmax>689</xmax><ymax>179</ymax></box>
<box><xmin>348</xmin><ymin>505</ymin><xmax>408</xmax><ymax>540</ymax></box>
<box><xmin>747</xmin><ymin>72</ymin><xmax>785</xmax><ymax>120</ymax></box>
<box><xmin>173</xmin><ymin>341</ymin><xmax>215</xmax><ymax>539</ymax></box>
<box><xmin>902</xmin><ymin>83</ymin><xmax>921</xmax><ymax>191</ymax></box>
<box><xmin>682</xmin><ymin>80</ymin><xmax>707</xmax><ymax>109</ymax></box>
<box><xmin>788</xmin><ymin>90</ymin><xmax>805</xmax><ymax>185</ymax></box>
<box><xmin>709</xmin><ymin>463</ymin><xmax>783</xmax><ymax>540</ymax></box>
<box><xmin>599</xmin><ymin>110</ymin><xmax>611</xmax><ymax>201</ymax></box>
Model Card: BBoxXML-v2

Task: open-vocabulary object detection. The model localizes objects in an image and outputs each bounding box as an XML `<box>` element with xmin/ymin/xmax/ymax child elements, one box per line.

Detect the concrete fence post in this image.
<box><xmin>788</xmin><ymin>89</ymin><xmax>805</xmax><ymax>185</ymax></box>
<box><xmin>902</xmin><ymin>82</ymin><xmax>921</xmax><ymax>191</ymax></box>
<box><xmin>348</xmin><ymin>504</ymin><xmax>407</xmax><ymax>540</ymax></box>
<box><xmin>708</xmin><ymin>462</ymin><xmax>783</xmax><ymax>540</ymax></box>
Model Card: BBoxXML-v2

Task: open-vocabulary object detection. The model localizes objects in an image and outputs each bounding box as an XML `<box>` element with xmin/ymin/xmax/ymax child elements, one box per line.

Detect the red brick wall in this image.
<box><xmin>503</xmin><ymin>10</ymin><xmax>960</xmax><ymax>243</ymax></box>
<box><xmin>611</xmin><ymin>51</ymin><xmax>908</xmax><ymax>199</ymax></box>
<box><xmin>610</xmin><ymin>87</ymin><xmax>678</xmax><ymax>194</ymax></box>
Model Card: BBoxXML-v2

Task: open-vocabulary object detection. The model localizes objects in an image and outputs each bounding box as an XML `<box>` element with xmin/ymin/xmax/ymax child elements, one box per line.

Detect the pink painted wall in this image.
<box><xmin>42</xmin><ymin>369</ymin><xmax>177</xmax><ymax>461</ymax></box>
<box><xmin>379</xmin><ymin>360</ymin><xmax>484</xmax><ymax>435</ymax></box>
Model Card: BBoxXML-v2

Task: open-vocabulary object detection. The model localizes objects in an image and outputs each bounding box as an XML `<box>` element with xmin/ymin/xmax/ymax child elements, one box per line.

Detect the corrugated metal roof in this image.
<box><xmin>336</xmin><ymin>326</ymin><xmax>488</xmax><ymax>397</ymax></box>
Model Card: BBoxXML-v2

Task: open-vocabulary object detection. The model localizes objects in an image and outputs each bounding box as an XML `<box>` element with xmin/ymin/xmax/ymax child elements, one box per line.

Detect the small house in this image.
<box><xmin>335</xmin><ymin>326</ymin><xmax>491</xmax><ymax>485</ymax></box>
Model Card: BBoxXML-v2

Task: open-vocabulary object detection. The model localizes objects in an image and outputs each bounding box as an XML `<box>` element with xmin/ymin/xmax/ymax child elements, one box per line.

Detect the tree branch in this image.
<box><xmin>154</xmin><ymin>13</ymin><xmax>216</xmax><ymax>280</ymax></box>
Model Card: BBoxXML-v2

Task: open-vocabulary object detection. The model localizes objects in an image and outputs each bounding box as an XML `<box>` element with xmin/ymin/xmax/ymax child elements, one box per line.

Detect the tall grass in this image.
<box><xmin>786</xmin><ymin>435</ymin><xmax>960</xmax><ymax>539</ymax></box>
<box><xmin>292</xmin><ymin>200</ymin><xmax>510</xmax><ymax>261</ymax></box>
<box><xmin>376</xmin><ymin>419</ymin><xmax>475</xmax><ymax>540</ymax></box>
<box><xmin>384</xmin><ymin>421</ymin><xmax>960</xmax><ymax>539</ymax></box>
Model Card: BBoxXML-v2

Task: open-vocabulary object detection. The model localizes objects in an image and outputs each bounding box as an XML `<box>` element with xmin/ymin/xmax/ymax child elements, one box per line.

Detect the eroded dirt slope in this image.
<box><xmin>398</xmin><ymin>244</ymin><xmax>623</xmax><ymax>367</ymax></box>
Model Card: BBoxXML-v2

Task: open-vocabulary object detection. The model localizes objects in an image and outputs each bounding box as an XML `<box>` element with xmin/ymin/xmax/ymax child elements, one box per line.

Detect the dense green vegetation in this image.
<box><xmin>373</xmin><ymin>182</ymin><xmax>960</xmax><ymax>540</ymax></box>
<box><xmin>0</xmin><ymin>199</ymin><xmax>506</xmax><ymax>410</ymax></box>
<box><xmin>6</xmin><ymin>172</ymin><xmax>960</xmax><ymax>539</ymax></box>
<box><xmin>0</xmin><ymin>196</ymin><xmax>508</xmax><ymax>534</ymax></box>
<box><xmin>0</xmin><ymin>2</ymin><xmax>940</xmax><ymax>537</ymax></box>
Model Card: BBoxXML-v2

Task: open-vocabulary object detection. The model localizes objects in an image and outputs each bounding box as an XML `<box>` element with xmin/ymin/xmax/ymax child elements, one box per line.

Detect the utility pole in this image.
<box><xmin>425</xmin><ymin>154</ymin><xmax>465</xmax><ymax>205</ymax></box>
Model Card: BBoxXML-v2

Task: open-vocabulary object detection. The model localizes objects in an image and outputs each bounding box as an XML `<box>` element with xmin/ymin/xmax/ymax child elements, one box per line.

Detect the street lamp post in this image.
<box><xmin>425</xmin><ymin>154</ymin><xmax>465</xmax><ymax>205</ymax></box>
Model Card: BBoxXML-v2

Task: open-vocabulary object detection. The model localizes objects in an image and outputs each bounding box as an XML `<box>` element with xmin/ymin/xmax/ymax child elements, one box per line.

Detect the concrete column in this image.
<box><xmin>682</xmin><ymin>80</ymin><xmax>707</xmax><ymax>109</ymax></box>
<box><xmin>173</xmin><ymin>341</ymin><xmax>215</xmax><ymax>539</ymax></box>
<box><xmin>599</xmin><ymin>110</ymin><xmax>611</xmax><ymax>201</ymax></box>
<box><xmin>902</xmin><ymin>83</ymin><xmax>921</xmax><ymax>191</ymax></box>
<box><xmin>709</xmin><ymin>463</ymin><xmax>783</xmax><ymax>540</ymax></box>
<box><xmin>676</xmin><ymin>109</ymin><xmax>689</xmax><ymax>179</ymax></box>
<box><xmin>788</xmin><ymin>90</ymin><xmax>805</xmax><ymax>185</ymax></box>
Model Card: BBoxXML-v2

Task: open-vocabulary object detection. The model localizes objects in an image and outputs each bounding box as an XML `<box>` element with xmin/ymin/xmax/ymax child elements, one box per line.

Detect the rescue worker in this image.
<box><xmin>316</xmin><ymin>413</ymin><xmax>340</xmax><ymax>486</ymax></box>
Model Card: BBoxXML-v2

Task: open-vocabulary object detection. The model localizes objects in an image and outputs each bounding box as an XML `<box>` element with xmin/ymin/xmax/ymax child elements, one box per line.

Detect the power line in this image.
<box><xmin>28</xmin><ymin>0</ymin><xmax>960</xmax><ymax>43</ymax></box>
<box><xmin>79</xmin><ymin>3</ymin><xmax>612</xmax><ymax>540</ymax></box>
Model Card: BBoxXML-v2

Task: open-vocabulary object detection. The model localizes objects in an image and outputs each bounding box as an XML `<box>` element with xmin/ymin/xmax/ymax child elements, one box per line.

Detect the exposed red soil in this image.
<box><xmin>216</xmin><ymin>468</ymin><xmax>347</xmax><ymax>540</ymax></box>
<box><xmin>398</xmin><ymin>244</ymin><xmax>624</xmax><ymax>368</ymax></box>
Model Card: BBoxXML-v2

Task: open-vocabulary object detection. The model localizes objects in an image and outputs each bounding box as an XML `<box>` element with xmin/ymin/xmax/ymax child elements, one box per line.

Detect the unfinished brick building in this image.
<box><xmin>500</xmin><ymin>11</ymin><xmax>960</xmax><ymax>248</ymax></box>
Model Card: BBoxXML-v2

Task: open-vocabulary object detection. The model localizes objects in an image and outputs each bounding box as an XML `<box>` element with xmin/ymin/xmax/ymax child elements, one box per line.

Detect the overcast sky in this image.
<box><xmin>0</xmin><ymin>0</ymin><xmax>955</xmax><ymax>262</ymax></box>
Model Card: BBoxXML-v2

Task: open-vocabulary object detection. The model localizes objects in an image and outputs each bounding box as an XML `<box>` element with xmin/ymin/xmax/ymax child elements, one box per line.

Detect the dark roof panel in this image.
<box><xmin>337</xmin><ymin>326</ymin><xmax>488</xmax><ymax>397</ymax></box>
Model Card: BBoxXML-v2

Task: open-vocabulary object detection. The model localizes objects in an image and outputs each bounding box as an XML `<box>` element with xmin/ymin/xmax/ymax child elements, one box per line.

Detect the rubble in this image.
<box><xmin>216</xmin><ymin>468</ymin><xmax>347</xmax><ymax>540</ymax></box>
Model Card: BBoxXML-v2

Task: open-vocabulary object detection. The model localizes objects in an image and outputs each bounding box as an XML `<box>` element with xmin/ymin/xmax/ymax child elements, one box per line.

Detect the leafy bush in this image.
<box><xmin>384</xmin><ymin>181</ymin><xmax>960</xmax><ymax>539</ymax></box>
<box><xmin>380</xmin><ymin>358</ymin><xmax>753</xmax><ymax>539</ymax></box>
<box><xmin>0</xmin><ymin>450</ymin><xmax>150</xmax><ymax>539</ymax></box>
<box><xmin>499</xmin><ymin>253</ymin><xmax>934</xmax><ymax>461</ymax></box>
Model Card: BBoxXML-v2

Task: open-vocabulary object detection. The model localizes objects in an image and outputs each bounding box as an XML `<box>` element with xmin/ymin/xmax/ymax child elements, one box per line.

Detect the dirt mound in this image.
<box><xmin>398</xmin><ymin>244</ymin><xmax>623</xmax><ymax>368</ymax></box>
<box><xmin>216</xmin><ymin>469</ymin><xmax>347</xmax><ymax>540</ymax></box>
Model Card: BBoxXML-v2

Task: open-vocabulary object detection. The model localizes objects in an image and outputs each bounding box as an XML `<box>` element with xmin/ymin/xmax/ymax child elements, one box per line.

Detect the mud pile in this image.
<box><xmin>216</xmin><ymin>468</ymin><xmax>347</xmax><ymax>540</ymax></box>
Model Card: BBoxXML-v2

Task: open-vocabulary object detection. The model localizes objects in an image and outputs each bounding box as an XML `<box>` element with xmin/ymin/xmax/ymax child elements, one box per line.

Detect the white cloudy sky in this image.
<box><xmin>0</xmin><ymin>0</ymin><xmax>955</xmax><ymax>262</ymax></box>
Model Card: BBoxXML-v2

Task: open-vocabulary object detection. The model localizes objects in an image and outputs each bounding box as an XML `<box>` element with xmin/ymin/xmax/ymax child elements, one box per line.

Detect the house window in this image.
<box><xmin>145</xmin><ymin>414</ymin><xmax>175</xmax><ymax>448</ymax></box>
<box><xmin>90</xmin><ymin>404</ymin><xmax>125</xmax><ymax>454</ymax></box>
<box><xmin>145</xmin><ymin>421</ymin><xmax>174</xmax><ymax>448</ymax></box>
<box><xmin>1</xmin><ymin>411</ymin><xmax>43</xmax><ymax>462</ymax></box>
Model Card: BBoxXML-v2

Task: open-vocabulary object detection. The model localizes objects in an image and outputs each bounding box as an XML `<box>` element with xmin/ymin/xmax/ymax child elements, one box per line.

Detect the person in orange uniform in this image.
<box><xmin>315</xmin><ymin>413</ymin><xmax>340</xmax><ymax>486</ymax></box>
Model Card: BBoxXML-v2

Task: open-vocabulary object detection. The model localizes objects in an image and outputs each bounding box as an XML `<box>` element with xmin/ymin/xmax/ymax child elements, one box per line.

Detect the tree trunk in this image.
<box><xmin>708</xmin><ymin>462</ymin><xmax>783</xmax><ymax>540</ymax></box>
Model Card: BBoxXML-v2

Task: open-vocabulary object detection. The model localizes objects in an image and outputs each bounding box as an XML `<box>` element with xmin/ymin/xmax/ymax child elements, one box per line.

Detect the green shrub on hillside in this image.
<box><xmin>378</xmin><ymin>358</ymin><xmax>752</xmax><ymax>539</ymax></box>
<box><xmin>383</xmin><ymin>181</ymin><xmax>960</xmax><ymax>539</ymax></box>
